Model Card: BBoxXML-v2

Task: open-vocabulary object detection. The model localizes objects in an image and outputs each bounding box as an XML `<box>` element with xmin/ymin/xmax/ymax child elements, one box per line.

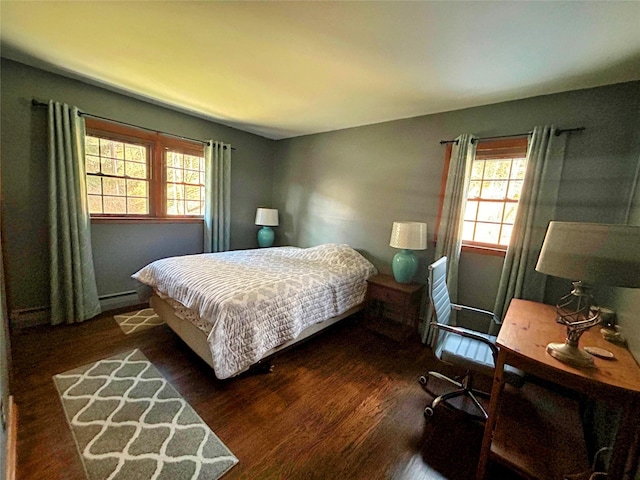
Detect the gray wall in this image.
<box><xmin>1</xmin><ymin>58</ymin><xmax>276</xmax><ymax>321</ymax></box>
<box><xmin>273</xmin><ymin>81</ymin><xmax>640</xmax><ymax>320</ymax></box>
<box><xmin>603</xmin><ymin>158</ymin><xmax>640</xmax><ymax>360</ymax></box>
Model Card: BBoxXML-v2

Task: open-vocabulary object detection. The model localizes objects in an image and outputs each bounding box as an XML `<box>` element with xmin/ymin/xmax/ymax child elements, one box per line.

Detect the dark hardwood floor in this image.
<box><xmin>10</xmin><ymin>310</ymin><xmax>523</xmax><ymax>480</ymax></box>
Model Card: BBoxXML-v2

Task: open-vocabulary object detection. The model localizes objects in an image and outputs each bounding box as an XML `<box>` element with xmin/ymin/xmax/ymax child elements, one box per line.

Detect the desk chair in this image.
<box><xmin>419</xmin><ymin>256</ymin><xmax>523</xmax><ymax>420</ymax></box>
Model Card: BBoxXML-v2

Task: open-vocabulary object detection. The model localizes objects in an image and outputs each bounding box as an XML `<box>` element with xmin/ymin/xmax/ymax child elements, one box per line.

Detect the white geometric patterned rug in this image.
<box><xmin>114</xmin><ymin>308</ymin><xmax>164</xmax><ymax>335</ymax></box>
<box><xmin>53</xmin><ymin>349</ymin><xmax>238</xmax><ymax>480</ymax></box>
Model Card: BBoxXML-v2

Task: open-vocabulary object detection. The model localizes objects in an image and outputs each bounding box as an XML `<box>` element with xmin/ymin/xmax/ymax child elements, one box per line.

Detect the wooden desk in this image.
<box><xmin>477</xmin><ymin>299</ymin><xmax>640</xmax><ymax>480</ymax></box>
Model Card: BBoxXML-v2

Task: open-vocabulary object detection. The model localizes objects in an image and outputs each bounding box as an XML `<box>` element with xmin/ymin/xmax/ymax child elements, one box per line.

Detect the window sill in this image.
<box><xmin>461</xmin><ymin>244</ymin><xmax>506</xmax><ymax>257</ymax></box>
<box><xmin>91</xmin><ymin>216</ymin><xmax>203</xmax><ymax>224</ymax></box>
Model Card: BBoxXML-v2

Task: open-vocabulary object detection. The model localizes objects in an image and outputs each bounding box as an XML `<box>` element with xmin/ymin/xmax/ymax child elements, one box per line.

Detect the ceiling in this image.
<box><xmin>1</xmin><ymin>1</ymin><xmax>639</xmax><ymax>140</ymax></box>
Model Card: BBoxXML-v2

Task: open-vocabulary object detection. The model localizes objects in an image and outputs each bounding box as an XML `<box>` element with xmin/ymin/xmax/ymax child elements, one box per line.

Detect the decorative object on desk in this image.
<box><xmin>583</xmin><ymin>346</ymin><xmax>615</xmax><ymax>359</ymax></box>
<box><xmin>535</xmin><ymin>222</ymin><xmax>640</xmax><ymax>368</ymax></box>
<box><xmin>389</xmin><ymin>221</ymin><xmax>427</xmax><ymax>283</ymax></box>
<box><xmin>255</xmin><ymin>207</ymin><xmax>278</xmax><ymax>247</ymax></box>
<box><xmin>600</xmin><ymin>325</ymin><xmax>627</xmax><ymax>346</ymax></box>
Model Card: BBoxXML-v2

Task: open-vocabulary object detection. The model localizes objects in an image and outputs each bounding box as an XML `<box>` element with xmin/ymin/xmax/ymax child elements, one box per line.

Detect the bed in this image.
<box><xmin>132</xmin><ymin>243</ymin><xmax>377</xmax><ymax>379</ymax></box>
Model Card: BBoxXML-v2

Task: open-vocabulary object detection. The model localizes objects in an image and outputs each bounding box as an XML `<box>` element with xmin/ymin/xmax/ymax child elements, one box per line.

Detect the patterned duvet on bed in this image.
<box><xmin>132</xmin><ymin>243</ymin><xmax>377</xmax><ymax>379</ymax></box>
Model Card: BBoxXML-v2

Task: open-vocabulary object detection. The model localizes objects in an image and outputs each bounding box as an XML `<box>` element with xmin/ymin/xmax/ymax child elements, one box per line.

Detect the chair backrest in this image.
<box><xmin>428</xmin><ymin>256</ymin><xmax>453</xmax><ymax>327</ymax></box>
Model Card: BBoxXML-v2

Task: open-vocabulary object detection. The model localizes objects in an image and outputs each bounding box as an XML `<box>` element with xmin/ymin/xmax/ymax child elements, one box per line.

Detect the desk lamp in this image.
<box><xmin>535</xmin><ymin>222</ymin><xmax>640</xmax><ymax>367</ymax></box>
<box><xmin>389</xmin><ymin>221</ymin><xmax>427</xmax><ymax>284</ymax></box>
<box><xmin>255</xmin><ymin>208</ymin><xmax>278</xmax><ymax>248</ymax></box>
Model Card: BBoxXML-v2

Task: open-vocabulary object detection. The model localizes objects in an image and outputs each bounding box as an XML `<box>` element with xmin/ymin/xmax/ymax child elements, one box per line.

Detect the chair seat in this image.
<box><xmin>438</xmin><ymin>331</ymin><xmax>524</xmax><ymax>386</ymax></box>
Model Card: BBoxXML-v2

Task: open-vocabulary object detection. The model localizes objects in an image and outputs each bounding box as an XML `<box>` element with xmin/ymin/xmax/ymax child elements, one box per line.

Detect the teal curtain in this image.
<box><xmin>204</xmin><ymin>141</ymin><xmax>231</xmax><ymax>253</ymax></box>
<box><xmin>48</xmin><ymin>101</ymin><xmax>101</xmax><ymax>325</ymax></box>
<box><xmin>422</xmin><ymin>134</ymin><xmax>476</xmax><ymax>344</ymax></box>
<box><xmin>434</xmin><ymin>134</ymin><xmax>477</xmax><ymax>301</ymax></box>
<box><xmin>492</xmin><ymin>126</ymin><xmax>566</xmax><ymax>330</ymax></box>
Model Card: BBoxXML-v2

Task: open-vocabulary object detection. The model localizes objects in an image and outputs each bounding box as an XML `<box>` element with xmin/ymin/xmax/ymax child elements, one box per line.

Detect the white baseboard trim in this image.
<box><xmin>10</xmin><ymin>291</ymin><xmax>142</xmax><ymax>328</ymax></box>
<box><xmin>99</xmin><ymin>291</ymin><xmax>141</xmax><ymax>312</ymax></box>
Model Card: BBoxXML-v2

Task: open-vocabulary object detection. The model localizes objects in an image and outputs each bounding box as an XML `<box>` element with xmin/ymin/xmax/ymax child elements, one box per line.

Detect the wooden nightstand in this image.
<box><xmin>365</xmin><ymin>274</ymin><xmax>424</xmax><ymax>341</ymax></box>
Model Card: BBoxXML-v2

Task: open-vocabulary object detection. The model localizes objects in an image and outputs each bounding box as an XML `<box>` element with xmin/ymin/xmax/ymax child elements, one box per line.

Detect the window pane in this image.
<box><xmin>127</xmin><ymin>197</ymin><xmax>148</xmax><ymax>215</ymax></box>
<box><xmin>184</xmin><ymin>170</ymin><xmax>200</xmax><ymax>185</ymax></box>
<box><xmin>477</xmin><ymin>202</ymin><xmax>504</xmax><ymax>223</ymax></box>
<box><xmin>507</xmin><ymin>180</ymin><xmax>523</xmax><ymax>200</ymax></box>
<box><xmin>499</xmin><ymin>224</ymin><xmax>514</xmax><ymax>246</ymax></box>
<box><xmin>113</xmin><ymin>142</ymin><xmax>125</xmax><ymax>160</ymax></box>
<box><xmin>86</xmin><ymin>155</ymin><xmax>100</xmax><ymax>174</ymax></box>
<box><xmin>484</xmin><ymin>160</ymin><xmax>511</xmax><ymax>179</ymax></box>
<box><xmin>126</xmin><ymin>179</ymin><xmax>148</xmax><ymax>198</ymax></box>
<box><xmin>88</xmin><ymin>195</ymin><xmax>103</xmax><ymax>213</ymax></box>
<box><xmin>167</xmin><ymin>152</ymin><xmax>184</xmax><ymax>168</ymax></box>
<box><xmin>464</xmin><ymin>201</ymin><xmax>478</xmax><ymax>221</ymax></box>
<box><xmin>503</xmin><ymin>203</ymin><xmax>519</xmax><ymax>224</ymax></box>
<box><xmin>468</xmin><ymin>181</ymin><xmax>481</xmax><ymax>198</ymax></box>
<box><xmin>103</xmin><ymin>178</ymin><xmax>126</xmax><ymax>196</ymax></box>
<box><xmin>167</xmin><ymin>183</ymin><xmax>184</xmax><ymax>200</ymax></box>
<box><xmin>125</xmin><ymin>161</ymin><xmax>147</xmax><ymax>179</ymax></box>
<box><xmin>480</xmin><ymin>181</ymin><xmax>507</xmax><ymax>199</ymax></box>
<box><xmin>125</xmin><ymin>144</ymin><xmax>145</xmax><ymax>162</ymax></box>
<box><xmin>167</xmin><ymin>199</ymin><xmax>185</xmax><ymax>215</ymax></box>
<box><xmin>101</xmin><ymin>158</ymin><xmax>115</xmax><ymax>175</ymax></box>
<box><xmin>103</xmin><ymin>196</ymin><xmax>126</xmax><ymax>214</ymax></box>
<box><xmin>167</xmin><ymin>168</ymin><xmax>183</xmax><ymax>183</ymax></box>
<box><xmin>114</xmin><ymin>159</ymin><xmax>125</xmax><ymax>176</ymax></box>
<box><xmin>462</xmin><ymin>221</ymin><xmax>475</xmax><ymax>242</ymax></box>
<box><xmin>512</xmin><ymin>159</ymin><xmax>527</xmax><ymax>179</ymax></box>
<box><xmin>100</xmin><ymin>139</ymin><xmax>114</xmax><ymax>158</ymax></box>
<box><xmin>185</xmin><ymin>201</ymin><xmax>203</xmax><ymax>215</ymax></box>
<box><xmin>185</xmin><ymin>185</ymin><xmax>201</xmax><ymax>201</ymax></box>
<box><xmin>85</xmin><ymin>136</ymin><xmax>99</xmax><ymax>156</ymax></box>
<box><xmin>471</xmin><ymin>161</ymin><xmax>484</xmax><ymax>180</ymax></box>
<box><xmin>86</xmin><ymin>176</ymin><xmax>102</xmax><ymax>195</ymax></box>
<box><xmin>474</xmin><ymin>223</ymin><xmax>500</xmax><ymax>244</ymax></box>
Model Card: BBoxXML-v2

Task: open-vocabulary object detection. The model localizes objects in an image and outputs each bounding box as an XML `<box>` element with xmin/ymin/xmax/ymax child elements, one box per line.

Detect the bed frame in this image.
<box><xmin>150</xmin><ymin>294</ymin><xmax>363</xmax><ymax>376</ymax></box>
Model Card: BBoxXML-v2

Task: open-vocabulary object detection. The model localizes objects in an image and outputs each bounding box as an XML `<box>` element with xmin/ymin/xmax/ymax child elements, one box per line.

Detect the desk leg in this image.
<box><xmin>476</xmin><ymin>350</ymin><xmax>507</xmax><ymax>480</ymax></box>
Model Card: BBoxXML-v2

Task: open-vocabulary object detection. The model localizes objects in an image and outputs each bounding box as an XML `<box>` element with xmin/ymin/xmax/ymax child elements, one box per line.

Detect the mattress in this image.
<box><xmin>132</xmin><ymin>243</ymin><xmax>377</xmax><ymax>378</ymax></box>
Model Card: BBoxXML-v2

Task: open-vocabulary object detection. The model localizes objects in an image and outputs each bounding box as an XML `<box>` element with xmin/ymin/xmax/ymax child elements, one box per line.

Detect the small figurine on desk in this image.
<box><xmin>596</xmin><ymin>307</ymin><xmax>627</xmax><ymax>346</ymax></box>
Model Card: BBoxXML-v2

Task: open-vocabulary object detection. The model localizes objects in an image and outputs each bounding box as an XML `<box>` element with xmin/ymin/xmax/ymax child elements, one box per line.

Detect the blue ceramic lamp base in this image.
<box><xmin>257</xmin><ymin>226</ymin><xmax>275</xmax><ymax>248</ymax></box>
<box><xmin>392</xmin><ymin>249</ymin><xmax>418</xmax><ymax>284</ymax></box>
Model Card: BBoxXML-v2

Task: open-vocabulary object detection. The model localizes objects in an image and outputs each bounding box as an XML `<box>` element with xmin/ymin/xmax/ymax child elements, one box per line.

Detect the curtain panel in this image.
<box><xmin>48</xmin><ymin>101</ymin><xmax>101</xmax><ymax>325</ymax></box>
<box><xmin>422</xmin><ymin>134</ymin><xmax>476</xmax><ymax>344</ymax></box>
<box><xmin>492</xmin><ymin>125</ymin><xmax>566</xmax><ymax>329</ymax></box>
<box><xmin>204</xmin><ymin>141</ymin><xmax>231</xmax><ymax>253</ymax></box>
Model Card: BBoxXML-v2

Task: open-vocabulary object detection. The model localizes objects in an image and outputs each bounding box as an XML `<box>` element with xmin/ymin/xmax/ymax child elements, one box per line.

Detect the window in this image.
<box><xmin>84</xmin><ymin>118</ymin><xmax>205</xmax><ymax>220</ymax></box>
<box><xmin>462</xmin><ymin>138</ymin><xmax>528</xmax><ymax>250</ymax></box>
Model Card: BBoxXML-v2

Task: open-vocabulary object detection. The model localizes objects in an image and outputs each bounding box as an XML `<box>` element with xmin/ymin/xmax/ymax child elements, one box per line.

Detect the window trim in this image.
<box><xmin>435</xmin><ymin>137</ymin><xmax>529</xmax><ymax>257</ymax></box>
<box><xmin>85</xmin><ymin>118</ymin><xmax>205</xmax><ymax>221</ymax></box>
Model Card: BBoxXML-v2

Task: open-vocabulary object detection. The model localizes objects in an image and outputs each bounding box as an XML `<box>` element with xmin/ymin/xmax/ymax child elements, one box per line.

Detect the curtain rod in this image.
<box><xmin>31</xmin><ymin>99</ymin><xmax>235</xmax><ymax>150</ymax></box>
<box><xmin>439</xmin><ymin>127</ymin><xmax>585</xmax><ymax>145</ymax></box>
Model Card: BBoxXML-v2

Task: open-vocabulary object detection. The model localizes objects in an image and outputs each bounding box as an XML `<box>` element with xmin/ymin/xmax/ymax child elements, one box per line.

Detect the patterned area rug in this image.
<box><xmin>114</xmin><ymin>308</ymin><xmax>164</xmax><ymax>335</ymax></box>
<box><xmin>53</xmin><ymin>349</ymin><xmax>238</xmax><ymax>480</ymax></box>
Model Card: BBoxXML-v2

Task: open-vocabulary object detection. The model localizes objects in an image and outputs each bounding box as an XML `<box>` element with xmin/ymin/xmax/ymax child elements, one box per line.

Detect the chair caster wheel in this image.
<box><xmin>424</xmin><ymin>406</ymin><xmax>434</xmax><ymax>417</ymax></box>
<box><xmin>419</xmin><ymin>375</ymin><xmax>427</xmax><ymax>385</ymax></box>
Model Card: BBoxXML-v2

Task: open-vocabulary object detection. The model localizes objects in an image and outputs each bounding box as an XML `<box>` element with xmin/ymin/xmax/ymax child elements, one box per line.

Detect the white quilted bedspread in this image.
<box><xmin>132</xmin><ymin>244</ymin><xmax>377</xmax><ymax>379</ymax></box>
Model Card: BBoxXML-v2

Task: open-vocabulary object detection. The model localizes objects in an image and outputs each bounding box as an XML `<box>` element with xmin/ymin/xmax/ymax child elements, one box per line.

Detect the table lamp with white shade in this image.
<box><xmin>535</xmin><ymin>222</ymin><xmax>640</xmax><ymax>368</ymax></box>
<box><xmin>389</xmin><ymin>221</ymin><xmax>427</xmax><ymax>284</ymax></box>
<box><xmin>255</xmin><ymin>208</ymin><xmax>279</xmax><ymax>248</ymax></box>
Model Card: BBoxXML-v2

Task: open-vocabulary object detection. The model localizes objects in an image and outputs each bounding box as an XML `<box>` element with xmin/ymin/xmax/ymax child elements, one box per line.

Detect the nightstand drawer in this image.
<box><xmin>368</xmin><ymin>283</ymin><xmax>407</xmax><ymax>306</ymax></box>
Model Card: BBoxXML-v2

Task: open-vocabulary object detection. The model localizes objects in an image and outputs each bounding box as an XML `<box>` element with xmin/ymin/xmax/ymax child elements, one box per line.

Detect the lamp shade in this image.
<box><xmin>389</xmin><ymin>222</ymin><xmax>427</xmax><ymax>250</ymax></box>
<box><xmin>255</xmin><ymin>208</ymin><xmax>279</xmax><ymax>226</ymax></box>
<box><xmin>535</xmin><ymin>222</ymin><xmax>640</xmax><ymax>288</ymax></box>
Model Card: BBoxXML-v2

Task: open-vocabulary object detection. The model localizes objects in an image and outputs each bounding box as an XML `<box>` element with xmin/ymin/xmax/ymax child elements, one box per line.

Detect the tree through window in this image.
<box><xmin>84</xmin><ymin>118</ymin><xmax>205</xmax><ymax>219</ymax></box>
<box><xmin>462</xmin><ymin>138</ymin><xmax>529</xmax><ymax>249</ymax></box>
